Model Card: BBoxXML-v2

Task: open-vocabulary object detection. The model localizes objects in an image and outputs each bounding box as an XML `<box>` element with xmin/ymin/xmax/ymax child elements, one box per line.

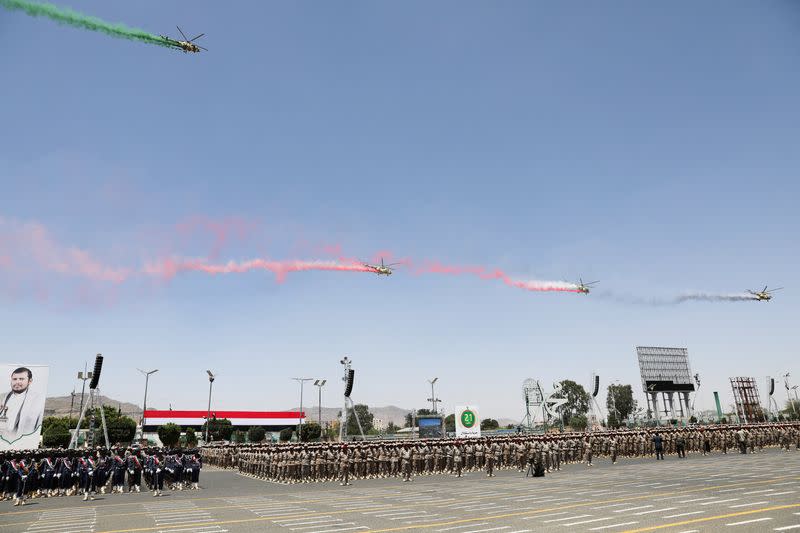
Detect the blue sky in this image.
<box><xmin>1</xmin><ymin>1</ymin><xmax>798</xmax><ymax>420</ymax></box>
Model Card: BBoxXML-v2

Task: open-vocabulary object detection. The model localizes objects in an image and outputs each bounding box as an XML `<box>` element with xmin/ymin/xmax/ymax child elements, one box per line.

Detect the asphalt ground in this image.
<box><xmin>1</xmin><ymin>448</ymin><xmax>799</xmax><ymax>533</ymax></box>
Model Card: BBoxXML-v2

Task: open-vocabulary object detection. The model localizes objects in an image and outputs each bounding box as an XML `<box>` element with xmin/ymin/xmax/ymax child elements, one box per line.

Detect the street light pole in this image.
<box><xmin>427</xmin><ymin>377</ymin><xmax>440</xmax><ymax>414</ymax></box>
<box><xmin>137</xmin><ymin>369</ymin><xmax>159</xmax><ymax>435</ymax></box>
<box><xmin>292</xmin><ymin>378</ymin><xmax>314</xmax><ymax>440</ymax></box>
<box><xmin>784</xmin><ymin>373</ymin><xmax>797</xmax><ymax>416</ymax></box>
<box><xmin>77</xmin><ymin>362</ymin><xmax>93</xmax><ymax>416</ymax></box>
<box><xmin>314</xmin><ymin>380</ymin><xmax>327</xmax><ymax>438</ymax></box>
<box><xmin>205</xmin><ymin>370</ymin><xmax>215</xmax><ymax>443</ymax></box>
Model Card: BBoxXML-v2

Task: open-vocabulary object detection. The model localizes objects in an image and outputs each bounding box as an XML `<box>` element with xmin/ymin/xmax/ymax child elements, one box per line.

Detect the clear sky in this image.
<box><xmin>1</xmin><ymin>1</ymin><xmax>798</xmax><ymax>420</ymax></box>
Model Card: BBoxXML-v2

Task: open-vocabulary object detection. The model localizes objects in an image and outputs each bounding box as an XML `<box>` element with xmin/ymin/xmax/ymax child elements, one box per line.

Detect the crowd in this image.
<box><xmin>0</xmin><ymin>447</ymin><xmax>203</xmax><ymax>507</ymax></box>
<box><xmin>203</xmin><ymin>422</ymin><xmax>800</xmax><ymax>486</ymax></box>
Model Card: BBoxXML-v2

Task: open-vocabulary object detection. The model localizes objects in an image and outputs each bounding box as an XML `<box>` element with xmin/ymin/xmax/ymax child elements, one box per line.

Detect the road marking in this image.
<box><xmin>460</xmin><ymin>528</ymin><xmax>510</xmax><ymax>533</ymax></box>
<box><xmin>729</xmin><ymin>501</ymin><xmax>769</xmax><ymax>508</ymax></box>
<box><xmin>592</xmin><ymin>503</ymin><xmax>635</xmax><ymax>510</ymax></box>
<box><xmin>701</xmin><ymin>498</ymin><xmax>740</xmax><ymax>505</ymax></box>
<box><xmin>726</xmin><ymin>517</ymin><xmax>774</xmax><ymax>526</ymax></box>
<box><xmin>619</xmin><ymin>503</ymin><xmax>800</xmax><ymax>533</ymax></box>
<box><xmin>589</xmin><ymin>522</ymin><xmax>639</xmax><ymax>531</ymax></box>
<box><xmin>677</xmin><ymin>497</ymin><xmax>717</xmax><ymax>503</ymax></box>
<box><xmin>560</xmin><ymin>517</ymin><xmax>615</xmax><ymax>526</ymax></box>
<box><xmin>663</xmin><ymin>512</ymin><xmax>705</xmax><ymax>519</ymax></box>
<box><xmin>774</xmin><ymin>526</ymin><xmax>800</xmax><ymax>531</ymax></box>
<box><xmin>770</xmin><ymin>491</ymin><xmax>797</xmax><ymax>496</ymax></box>
<box><xmin>614</xmin><ymin>506</ymin><xmax>653</xmax><ymax>513</ymax></box>
<box><xmin>542</xmin><ymin>514</ymin><xmax>593</xmax><ymax>523</ymax></box>
<box><xmin>521</xmin><ymin>512</ymin><xmax>568</xmax><ymax>520</ymax></box>
<box><xmin>436</xmin><ymin>525</ymin><xmax>489</xmax><ymax>532</ymax></box>
<box><xmin>632</xmin><ymin>508</ymin><xmax>677</xmax><ymax>516</ymax></box>
<box><xmin>743</xmin><ymin>489</ymin><xmax>775</xmax><ymax>495</ymax></box>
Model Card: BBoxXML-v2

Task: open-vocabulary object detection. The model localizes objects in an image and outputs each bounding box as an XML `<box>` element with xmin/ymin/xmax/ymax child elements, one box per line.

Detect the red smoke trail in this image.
<box><xmin>412</xmin><ymin>261</ymin><xmax>581</xmax><ymax>293</ymax></box>
<box><xmin>143</xmin><ymin>258</ymin><xmax>378</xmax><ymax>283</ymax></box>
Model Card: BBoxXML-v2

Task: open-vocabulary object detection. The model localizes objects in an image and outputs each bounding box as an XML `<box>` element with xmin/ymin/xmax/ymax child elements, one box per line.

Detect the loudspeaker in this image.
<box><xmin>344</xmin><ymin>369</ymin><xmax>354</xmax><ymax>397</ymax></box>
<box><xmin>89</xmin><ymin>354</ymin><xmax>103</xmax><ymax>389</ymax></box>
<box><xmin>592</xmin><ymin>375</ymin><xmax>600</xmax><ymax>397</ymax></box>
<box><xmin>769</xmin><ymin>377</ymin><xmax>775</xmax><ymax>396</ymax></box>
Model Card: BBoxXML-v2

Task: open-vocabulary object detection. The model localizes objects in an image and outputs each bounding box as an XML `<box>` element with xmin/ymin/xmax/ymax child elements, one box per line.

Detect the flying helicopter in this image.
<box><xmin>747</xmin><ymin>286</ymin><xmax>783</xmax><ymax>301</ymax></box>
<box><xmin>363</xmin><ymin>257</ymin><xmax>401</xmax><ymax>276</ymax></box>
<box><xmin>576</xmin><ymin>278</ymin><xmax>599</xmax><ymax>294</ymax></box>
<box><xmin>162</xmin><ymin>26</ymin><xmax>207</xmax><ymax>53</ymax></box>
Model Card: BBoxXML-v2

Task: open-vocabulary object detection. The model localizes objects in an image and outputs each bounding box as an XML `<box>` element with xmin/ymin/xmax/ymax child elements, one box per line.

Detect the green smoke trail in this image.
<box><xmin>0</xmin><ymin>0</ymin><xmax>175</xmax><ymax>48</ymax></box>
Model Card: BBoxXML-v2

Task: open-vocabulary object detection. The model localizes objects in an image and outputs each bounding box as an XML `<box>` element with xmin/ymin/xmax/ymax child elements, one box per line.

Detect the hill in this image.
<box><xmin>45</xmin><ymin>395</ymin><xmax>142</xmax><ymax>419</ymax></box>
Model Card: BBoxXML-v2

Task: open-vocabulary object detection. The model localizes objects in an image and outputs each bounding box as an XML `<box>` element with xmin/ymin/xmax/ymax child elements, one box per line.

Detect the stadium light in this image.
<box><xmin>292</xmin><ymin>377</ymin><xmax>314</xmax><ymax>440</ymax></box>
<box><xmin>314</xmin><ymin>379</ymin><xmax>327</xmax><ymax>436</ymax></box>
<box><xmin>427</xmin><ymin>377</ymin><xmax>441</xmax><ymax>414</ymax></box>
<box><xmin>137</xmin><ymin>368</ymin><xmax>159</xmax><ymax>429</ymax></box>
<box><xmin>205</xmin><ymin>370</ymin><xmax>215</xmax><ymax>443</ymax></box>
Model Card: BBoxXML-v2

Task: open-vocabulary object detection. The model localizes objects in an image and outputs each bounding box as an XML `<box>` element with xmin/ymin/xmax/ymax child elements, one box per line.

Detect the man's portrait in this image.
<box><xmin>0</xmin><ymin>364</ymin><xmax>48</xmax><ymax>448</ymax></box>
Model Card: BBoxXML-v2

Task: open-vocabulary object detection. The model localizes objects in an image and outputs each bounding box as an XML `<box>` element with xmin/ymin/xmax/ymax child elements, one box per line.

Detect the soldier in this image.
<box><xmin>453</xmin><ymin>442</ymin><xmax>463</xmax><ymax>478</ymax></box>
<box><xmin>337</xmin><ymin>445</ymin><xmax>351</xmax><ymax>486</ymax></box>
<box><xmin>127</xmin><ymin>450</ymin><xmax>143</xmax><ymax>492</ymax></box>
<box><xmin>401</xmin><ymin>444</ymin><xmax>413</xmax><ymax>482</ymax></box>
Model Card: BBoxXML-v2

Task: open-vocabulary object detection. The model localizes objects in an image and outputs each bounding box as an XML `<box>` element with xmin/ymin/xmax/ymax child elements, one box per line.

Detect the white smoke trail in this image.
<box><xmin>674</xmin><ymin>292</ymin><xmax>759</xmax><ymax>303</ymax></box>
<box><xmin>595</xmin><ymin>290</ymin><xmax>760</xmax><ymax>305</ymax></box>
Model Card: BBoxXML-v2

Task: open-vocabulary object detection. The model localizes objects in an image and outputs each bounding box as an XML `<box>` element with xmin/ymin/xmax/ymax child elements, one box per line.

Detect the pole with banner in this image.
<box><xmin>455</xmin><ymin>405</ymin><xmax>481</xmax><ymax>438</ymax></box>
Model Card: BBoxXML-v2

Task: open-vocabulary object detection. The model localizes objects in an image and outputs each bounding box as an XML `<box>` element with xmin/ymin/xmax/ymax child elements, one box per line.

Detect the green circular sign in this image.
<box><xmin>461</xmin><ymin>409</ymin><xmax>476</xmax><ymax>428</ymax></box>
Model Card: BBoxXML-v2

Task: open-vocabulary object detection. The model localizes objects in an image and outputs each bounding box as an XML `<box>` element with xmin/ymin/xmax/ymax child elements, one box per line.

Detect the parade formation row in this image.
<box><xmin>203</xmin><ymin>422</ymin><xmax>800</xmax><ymax>485</ymax></box>
<box><xmin>0</xmin><ymin>447</ymin><xmax>203</xmax><ymax>506</ymax></box>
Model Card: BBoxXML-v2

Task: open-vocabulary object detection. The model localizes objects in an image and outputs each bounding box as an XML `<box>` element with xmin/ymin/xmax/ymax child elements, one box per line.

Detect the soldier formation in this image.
<box><xmin>204</xmin><ymin>422</ymin><xmax>800</xmax><ymax>486</ymax></box>
<box><xmin>0</xmin><ymin>447</ymin><xmax>203</xmax><ymax>507</ymax></box>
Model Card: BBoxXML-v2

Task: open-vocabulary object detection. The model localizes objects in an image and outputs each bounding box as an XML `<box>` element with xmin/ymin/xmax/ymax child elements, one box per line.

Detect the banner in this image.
<box><xmin>0</xmin><ymin>364</ymin><xmax>49</xmax><ymax>450</ymax></box>
<box><xmin>455</xmin><ymin>405</ymin><xmax>480</xmax><ymax>438</ymax></box>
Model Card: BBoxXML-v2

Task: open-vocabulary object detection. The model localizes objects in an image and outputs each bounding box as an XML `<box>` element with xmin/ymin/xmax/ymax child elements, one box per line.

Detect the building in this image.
<box><xmin>142</xmin><ymin>410</ymin><xmax>305</xmax><ymax>432</ymax></box>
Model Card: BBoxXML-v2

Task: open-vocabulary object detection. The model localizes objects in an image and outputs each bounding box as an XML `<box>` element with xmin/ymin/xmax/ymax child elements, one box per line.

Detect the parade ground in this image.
<box><xmin>1</xmin><ymin>449</ymin><xmax>798</xmax><ymax>533</ymax></box>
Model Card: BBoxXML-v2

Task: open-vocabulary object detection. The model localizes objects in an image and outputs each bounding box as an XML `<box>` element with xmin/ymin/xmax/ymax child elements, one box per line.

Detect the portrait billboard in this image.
<box><xmin>0</xmin><ymin>364</ymin><xmax>49</xmax><ymax>450</ymax></box>
<box><xmin>455</xmin><ymin>405</ymin><xmax>480</xmax><ymax>438</ymax></box>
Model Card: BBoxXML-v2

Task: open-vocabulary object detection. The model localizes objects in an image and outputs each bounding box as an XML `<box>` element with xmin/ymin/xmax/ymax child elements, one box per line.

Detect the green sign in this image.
<box><xmin>460</xmin><ymin>409</ymin><xmax>476</xmax><ymax>428</ymax></box>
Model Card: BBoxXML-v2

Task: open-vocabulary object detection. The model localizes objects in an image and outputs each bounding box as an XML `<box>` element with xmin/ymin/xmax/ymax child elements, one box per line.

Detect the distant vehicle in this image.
<box><xmin>576</xmin><ymin>278</ymin><xmax>599</xmax><ymax>294</ymax></box>
<box><xmin>748</xmin><ymin>285</ymin><xmax>782</xmax><ymax>301</ymax></box>
<box><xmin>364</xmin><ymin>257</ymin><xmax>402</xmax><ymax>276</ymax></box>
<box><xmin>162</xmin><ymin>26</ymin><xmax>207</xmax><ymax>53</ymax></box>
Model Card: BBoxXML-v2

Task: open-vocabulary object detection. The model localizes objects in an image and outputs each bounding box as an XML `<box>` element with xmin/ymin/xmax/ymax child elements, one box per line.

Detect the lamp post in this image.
<box><xmin>205</xmin><ymin>370</ymin><xmax>215</xmax><ymax>443</ymax></box>
<box><xmin>784</xmin><ymin>373</ymin><xmax>797</xmax><ymax>416</ymax></box>
<box><xmin>77</xmin><ymin>362</ymin><xmax>93</xmax><ymax>416</ymax></box>
<box><xmin>137</xmin><ymin>368</ymin><xmax>159</xmax><ymax>433</ymax></box>
<box><xmin>427</xmin><ymin>377</ymin><xmax>440</xmax><ymax>414</ymax></box>
<box><xmin>314</xmin><ymin>379</ymin><xmax>327</xmax><ymax>437</ymax></box>
<box><xmin>292</xmin><ymin>378</ymin><xmax>313</xmax><ymax>440</ymax></box>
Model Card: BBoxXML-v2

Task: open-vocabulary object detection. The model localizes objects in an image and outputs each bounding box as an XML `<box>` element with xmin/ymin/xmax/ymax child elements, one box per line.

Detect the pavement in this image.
<box><xmin>1</xmin><ymin>448</ymin><xmax>798</xmax><ymax>533</ymax></box>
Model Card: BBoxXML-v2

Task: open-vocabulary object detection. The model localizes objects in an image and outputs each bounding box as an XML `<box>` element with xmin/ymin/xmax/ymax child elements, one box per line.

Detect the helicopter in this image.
<box><xmin>162</xmin><ymin>26</ymin><xmax>207</xmax><ymax>53</ymax></box>
<box><xmin>747</xmin><ymin>286</ymin><xmax>783</xmax><ymax>301</ymax></box>
<box><xmin>576</xmin><ymin>278</ymin><xmax>599</xmax><ymax>294</ymax></box>
<box><xmin>363</xmin><ymin>257</ymin><xmax>401</xmax><ymax>276</ymax></box>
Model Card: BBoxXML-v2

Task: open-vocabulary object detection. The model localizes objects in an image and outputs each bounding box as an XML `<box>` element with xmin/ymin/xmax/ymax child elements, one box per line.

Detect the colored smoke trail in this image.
<box><xmin>143</xmin><ymin>258</ymin><xmax>378</xmax><ymax>283</ymax></box>
<box><xmin>674</xmin><ymin>292</ymin><xmax>758</xmax><ymax>303</ymax></box>
<box><xmin>0</xmin><ymin>0</ymin><xmax>173</xmax><ymax>48</ymax></box>
<box><xmin>413</xmin><ymin>261</ymin><xmax>581</xmax><ymax>293</ymax></box>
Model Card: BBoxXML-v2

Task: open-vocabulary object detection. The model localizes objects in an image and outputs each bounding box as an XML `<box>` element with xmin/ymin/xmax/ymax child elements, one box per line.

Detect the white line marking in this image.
<box><xmin>701</xmin><ymin>498</ymin><xmax>740</xmax><ymax>505</ymax></box>
<box><xmin>726</xmin><ymin>517</ymin><xmax>774</xmax><ymax>526</ymax></box>
<box><xmin>521</xmin><ymin>512</ymin><xmax>568</xmax><ymax>520</ymax></box>
<box><xmin>632</xmin><ymin>507</ymin><xmax>677</xmax><ymax>516</ymax></box>
<box><xmin>743</xmin><ymin>489</ymin><xmax>775</xmax><ymax>495</ymax></box>
<box><xmin>543</xmin><ymin>514</ymin><xmax>593</xmax><ymax>523</ymax></box>
<box><xmin>591</xmin><ymin>503</ymin><xmax>635</xmax><ymax>510</ymax></box>
<box><xmin>588</xmin><ymin>522</ymin><xmax>639</xmax><ymax>531</ymax></box>
<box><xmin>561</xmin><ymin>517</ymin><xmax>616</xmax><ymax>526</ymax></box>
<box><xmin>663</xmin><ymin>511</ymin><xmax>706</xmax><ymax>519</ymax></box>
<box><xmin>769</xmin><ymin>491</ymin><xmax>797</xmax><ymax>496</ymax></box>
<box><xmin>302</xmin><ymin>527</ymin><xmax>367</xmax><ymax>533</ymax></box>
<box><xmin>460</xmin><ymin>528</ymin><xmax>511</xmax><ymax>533</ymax></box>
<box><xmin>774</xmin><ymin>526</ymin><xmax>800</xmax><ymax>532</ymax></box>
<box><xmin>678</xmin><ymin>497</ymin><xmax>717</xmax><ymax>503</ymax></box>
<box><xmin>614</xmin><ymin>505</ymin><xmax>653</xmax><ymax>513</ymax></box>
<box><xmin>729</xmin><ymin>501</ymin><xmax>769</xmax><ymax>508</ymax></box>
<box><xmin>437</xmin><ymin>525</ymin><xmax>489</xmax><ymax>532</ymax></box>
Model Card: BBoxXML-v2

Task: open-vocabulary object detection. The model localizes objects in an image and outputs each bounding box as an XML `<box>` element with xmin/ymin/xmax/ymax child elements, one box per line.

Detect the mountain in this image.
<box><xmin>45</xmin><ymin>395</ymin><xmax>142</xmax><ymax>419</ymax></box>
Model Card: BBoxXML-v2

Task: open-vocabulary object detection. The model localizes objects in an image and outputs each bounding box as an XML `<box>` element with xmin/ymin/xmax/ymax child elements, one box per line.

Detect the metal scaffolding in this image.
<box><xmin>730</xmin><ymin>377</ymin><xmax>766</xmax><ymax>424</ymax></box>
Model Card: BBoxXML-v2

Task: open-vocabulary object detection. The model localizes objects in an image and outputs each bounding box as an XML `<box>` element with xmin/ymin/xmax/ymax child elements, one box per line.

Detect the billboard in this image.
<box><xmin>0</xmin><ymin>364</ymin><xmax>49</xmax><ymax>450</ymax></box>
<box><xmin>636</xmin><ymin>346</ymin><xmax>695</xmax><ymax>394</ymax></box>
<box><xmin>455</xmin><ymin>405</ymin><xmax>480</xmax><ymax>438</ymax></box>
<box><xmin>417</xmin><ymin>416</ymin><xmax>444</xmax><ymax>439</ymax></box>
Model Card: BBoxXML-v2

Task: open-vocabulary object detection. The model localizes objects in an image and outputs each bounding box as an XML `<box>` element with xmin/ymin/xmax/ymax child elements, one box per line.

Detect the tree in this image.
<box><xmin>232</xmin><ymin>430</ymin><xmax>247</xmax><ymax>443</ymax></box>
<box><xmin>279</xmin><ymin>427</ymin><xmax>294</xmax><ymax>442</ymax></box>
<box><xmin>347</xmin><ymin>404</ymin><xmax>374</xmax><ymax>435</ymax></box>
<box><xmin>556</xmin><ymin>380</ymin><xmax>591</xmax><ymax>426</ymax></box>
<box><xmin>605</xmin><ymin>384</ymin><xmax>637</xmax><ymax>427</ymax></box>
<box><xmin>385</xmin><ymin>422</ymin><xmax>399</xmax><ymax>434</ymax></box>
<box><xmin>185</xmin><ymin>427</ymin><xmax>198</xmax><ymax>447</ymax></box>
<box><xmin>569</xmin><ymin>415</ymin><xmax>588</xmax><ymax>430</ymax></box>
<box><xmin>784</xmin><ymin>399</ymin><xmax>800</xmax><ymax>420</ymax></box>
<box><xmin>248</xmin><ymin>426</ymin><xmax>266</xmax><ymax>443</ymax></box>
<box><xmin>158</xmin><ymin>423</ymin><xmax>181</xmax><ymax>447</ymax></box>
<box><xmin>300</xmin><ymin>422</ymin><xmax>321</xmax><ymax>442</ymax></box>
<box><xmin>444</xmin><ymin>413</ymin><xmax>455</xmax><ymax>432</ymax></box>
<box><xmin>405</xmin><ymin>409</ymin><xmax>434</xmax><ymax>428</ymax></box>
<box><xmin>201</xmin><ymin>417</ymin><xmax>234</xmax><ymax>441</ymax></box>
<box><xmin>42</xmin><ymin>419</ymin><xmax>71</xmax><ymax>448</ymax></box>
<box><xmin>480</xmin><ymin>418</ymin><xmax>499</xmax><ymax>430</ymax></box>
